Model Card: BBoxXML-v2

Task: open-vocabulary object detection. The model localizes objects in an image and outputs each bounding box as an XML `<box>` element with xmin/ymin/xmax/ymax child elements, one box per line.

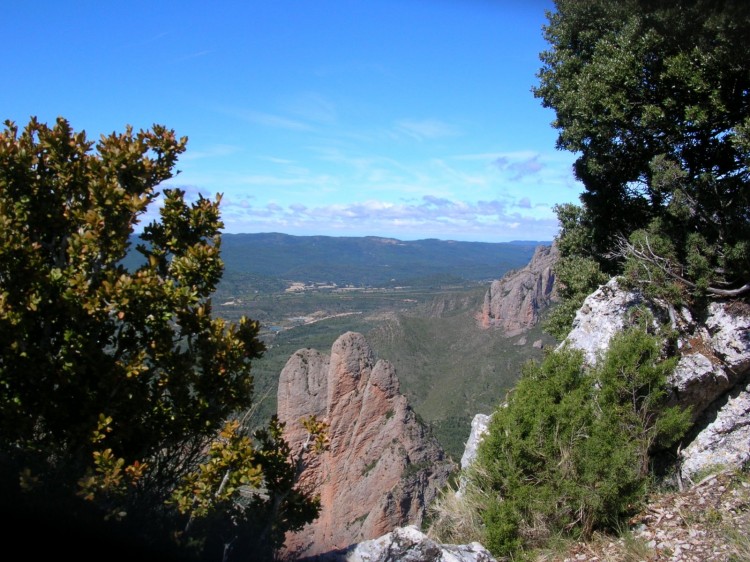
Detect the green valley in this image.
<box><xmin>207</xmin><ymin>235</ymin><xmax>554</xmax><ymax>459</ymax></box>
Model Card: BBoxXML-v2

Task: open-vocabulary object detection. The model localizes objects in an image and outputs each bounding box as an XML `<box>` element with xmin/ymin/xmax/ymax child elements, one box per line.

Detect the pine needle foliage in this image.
<box><xmin>474</xmin><ymin>328</ymin><xmax>690</xmax><ymax>558</ymax></box>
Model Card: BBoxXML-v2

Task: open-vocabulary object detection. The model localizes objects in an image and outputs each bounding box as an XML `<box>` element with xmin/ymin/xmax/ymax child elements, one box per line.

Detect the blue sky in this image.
<box><xmin>2</xmin><ymin>0</ymin><xmax>581</xmax><ymax>242</ymax></box>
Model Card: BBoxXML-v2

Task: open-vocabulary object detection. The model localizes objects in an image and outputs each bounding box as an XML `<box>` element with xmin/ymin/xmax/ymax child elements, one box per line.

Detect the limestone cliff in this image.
<box><xmin>561</xmin><ymin>279</ymin><xmax>750</xmax><ymax>480</ymax></box>
<box><xmin>278</xmin><ymin>332</ymin><xmax>454</xmax><ymax>558</ymax></box>
<box><xmin>479</xmin><ymin>244</ymin><xmax>558</xmax><ymax>336</ymax></box>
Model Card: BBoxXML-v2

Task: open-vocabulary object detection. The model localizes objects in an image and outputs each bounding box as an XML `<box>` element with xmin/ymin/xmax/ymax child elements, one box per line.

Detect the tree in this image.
<box><xmin>536</xmin><ymin>0</ymin><xmax>750</xmax><ymax>311</ymax></box>
<box><xmin>0</xmin><ymin>117</ymin><xmax>320</xmax><ymax>559</ymax></box>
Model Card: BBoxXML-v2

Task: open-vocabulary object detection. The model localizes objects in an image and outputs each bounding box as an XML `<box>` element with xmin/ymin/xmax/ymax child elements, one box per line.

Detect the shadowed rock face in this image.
<box><xmin>278</xmin><ymin>332</ymin><xmax>454</xmax><ymax>558</ymax></box>
<box><xmin>479</xmin><ymin>244</ymin><xmax>558</xmax><ymax>336</ymax></box>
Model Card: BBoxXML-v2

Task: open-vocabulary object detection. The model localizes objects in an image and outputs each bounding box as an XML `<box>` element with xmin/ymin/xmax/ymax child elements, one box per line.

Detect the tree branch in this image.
<box><xmin>613</xmin><ymin>235</ymin><xmax>750</xmax><ymax>297</ymax></box>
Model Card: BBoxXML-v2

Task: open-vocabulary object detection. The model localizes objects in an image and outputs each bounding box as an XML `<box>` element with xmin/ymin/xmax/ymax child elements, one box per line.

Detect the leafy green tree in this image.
<box><xmin>473</xmin><ymin>327</ymin><xmax>690</xmax><ymax>558</ymax></box>
<box><xmin>537</xmin><ymin>0</ymin><xmax>750</xmax><ymax>309</ymax></box>
<box><xmin>0</xmin><ymin>117</ymin><xmax>320</xmax><ymax>559</ymax></box>
<box><xmin>544</xmin><ymin>203</ymin><xmax>608</xmax><ymax>339</ymax></box>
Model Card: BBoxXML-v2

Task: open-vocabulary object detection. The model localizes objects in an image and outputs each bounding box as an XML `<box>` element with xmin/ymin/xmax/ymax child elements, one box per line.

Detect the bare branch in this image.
<box><xmin>613</xmin><ymin>234</ymin><xmax>750</xmax><ymax>297</ymax></box>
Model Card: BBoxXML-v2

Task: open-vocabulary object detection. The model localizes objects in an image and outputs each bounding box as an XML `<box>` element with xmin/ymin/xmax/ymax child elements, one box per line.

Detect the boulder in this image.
<box><xmin>304</xmin><ymin>525</ymin><xmax>497</xmax><ymax>562</ymax></box>
<box><xmin>561</xmin><ymin>277</ymin><xmax>646</xmax><ymax>366</ymax></box>
<box><xmin>680</xmin><ymin>382</ymin><xmax>750</xmax><ymax>479</ymax></box>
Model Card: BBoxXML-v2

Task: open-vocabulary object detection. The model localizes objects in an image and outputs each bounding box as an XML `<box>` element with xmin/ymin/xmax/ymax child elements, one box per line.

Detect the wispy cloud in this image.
<box><xmin>180</xmin><ymin>144</ymin><xmax>240</xmax><ymax>161</ymax></box>
<box><xmin>257</xmin><ymin>156</ymin><xmax>296</xmax><ymax>165</ymax></box>
<box><xmin>454</xmin><ymin>150</ymin><xmax>538</xmax><ymax>162</ymax></box>
<box><xmin>215</xmin><ymin>106</ymin><xmax>313</xmax><ymax>131</ymax></box>
<box><xmin>283</xmin><ymin>92</ymin><xmax>337</xmax><ymax>123</ymax></box>
<box><xmin>394</xmin><ymin>118</ymin><xmax>460</xmax><ymax>141</ymax></box>
<box><xmin>173</xmin><ymin>50</ymin><xmax>213</xmax><ymax>63</ymax></box>
<box><xmin>492</xmin><ymin>153</ymin><xmax>544</xmax><ymax>179</ymax></box>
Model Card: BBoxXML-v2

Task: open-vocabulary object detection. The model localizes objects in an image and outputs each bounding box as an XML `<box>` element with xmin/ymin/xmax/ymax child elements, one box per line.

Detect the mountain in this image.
<box><xmin>277</xmin><ymin>332</ymin><xmax>454</xmax><ymax>558</ymax></box>
<box><xmin>218</xmin><ymin>233</ymin><xmax>543</xmax><ymax>287</ymax></box>
<box><xmin>479</xmin><ymin>243</ymin><xmax>558</xmax><ymax>336</ymax></box>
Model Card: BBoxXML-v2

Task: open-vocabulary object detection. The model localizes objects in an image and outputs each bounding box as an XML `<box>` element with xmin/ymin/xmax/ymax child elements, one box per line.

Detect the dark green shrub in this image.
<box><xmin>474</xmin><ymin>328</ymin><xmax>690</xmax><ymax>557</ymax></box>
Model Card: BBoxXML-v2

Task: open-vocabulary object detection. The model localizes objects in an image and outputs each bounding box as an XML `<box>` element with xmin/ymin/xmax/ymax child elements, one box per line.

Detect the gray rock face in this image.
<box><xmin>460</xmin><ymin>414</ymin><xmax>490</xmax><ymax>471</ymax></box>
<box><xmin>561</xmin><ymin>277</ymin><xmax>645</xmax><ymax>365</ymax></box>
<box><xmin>669</xmin><ymin>353</ymin><xmax>732</xmax><ymax>420</ymax></box>
<box><xmin>704</xmin><ymin>302</ymin><xmax>750</xmax><ymax>373</ymax></box>
<box><xmin>457</xmin><ymin>413</ymin><xmax>491</xmax><ymax>498</ymax></box>
<box><xmin>680</xmin><ymin>382</ymin><xmax>750</xmax><ymax>479</ymax></box>
<box><xmin>561</xmin><ymin>279</ymin><xmax>750</xmax><ymax>479</ymax></box>
<box><xmin>278</xmin><ymin>332</ymin><xmax>454</xmax><ymax>558</ymax></box>
<box><xmin>480</xmin><ymin>244</ymin><xmax>558</xmax><ymax>336</ymax></box>
<box><xmin>305</xmin><ymin>525</ymin><xmax>497</xmax><ymax>562</ymax></box>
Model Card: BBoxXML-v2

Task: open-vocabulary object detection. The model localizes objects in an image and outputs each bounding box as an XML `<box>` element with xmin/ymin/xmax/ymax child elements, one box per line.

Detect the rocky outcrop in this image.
<box><xmin>456</xmin><ymin>413</ymin><xmax>491</xmax><ymax>498</ymax></box>
<box><xmin>680</xmin><ymin>382</ymin><xmax>750</xmax><ymax>479</ymax></box>
<box><xmin>305</xmin><ymin>525</ymin><xmax>497</xmax><ymax>562</ymax></box>
<box><xmin>278</xmin><ymin>332</ymin><xmax>454</xmax><ymax>558</ymax></box>
<box><xmin>460</xmin><ymin>414</ymin><xmax>490</xmax><ymax>472</ymax></box>
<box><xmin>479</xmin><ymin>244</ymin><xmax>558</xmax><ymax>336</ymax></box>
<box><xmin>561</xmin><ymin>278</ymin><xmax>750</xmax><ymax>480</ymax></box>
<box><xmin>561</xmin><ymin>278</ymin><xmax>647</xmax><ymax>366</ymax></box>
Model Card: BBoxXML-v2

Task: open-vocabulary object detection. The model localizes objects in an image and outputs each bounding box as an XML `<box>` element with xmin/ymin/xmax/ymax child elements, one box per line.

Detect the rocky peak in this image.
<box><xmin>479</xmin><ymin>244</ymin><xmax>558</xmax><ymax>336</ymax></box>
<box><xmin>278</xmin><ymin>332</ymin><xmax>454</xmax><ymax>558</ymax></box>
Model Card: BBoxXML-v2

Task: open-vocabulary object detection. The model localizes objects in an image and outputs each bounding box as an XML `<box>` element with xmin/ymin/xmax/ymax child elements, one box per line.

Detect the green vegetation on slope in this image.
<box><xmin>218</xmin><ymin>233</ymin><xmax>540</xmax><ymax>287</ymax></box>
<box><xmin>445</xmin><ymin>328</ymin><xmax>691</xmax><ymax>558</ymax></box>
<box><xmin>368</xmin><ymin>298</ymin><xmax>555</xmax><ymax>459</ymax></box>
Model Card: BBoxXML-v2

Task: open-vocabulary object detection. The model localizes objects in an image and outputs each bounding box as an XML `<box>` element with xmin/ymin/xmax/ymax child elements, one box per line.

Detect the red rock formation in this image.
<box><xmin>278</xmin><ymin>332</ymin><xmax>453</xmax><ymax>558</ymax></box>
<box><xmin>479</xmin><ymin>244</ymin><xmax>558</xmax><ymax>336</ymax></box>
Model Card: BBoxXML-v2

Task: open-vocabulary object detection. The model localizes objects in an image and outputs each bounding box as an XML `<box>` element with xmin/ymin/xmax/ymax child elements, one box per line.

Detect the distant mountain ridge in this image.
<box><xmin>217</xmin><ymin>232</ymin><xmax>545</xmax><ymax>287</ymax></box>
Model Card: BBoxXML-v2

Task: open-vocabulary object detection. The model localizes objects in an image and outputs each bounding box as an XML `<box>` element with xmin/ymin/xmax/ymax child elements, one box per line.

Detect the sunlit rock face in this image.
<box><xmin>479</xmin><ymin>244</ymin><xmax>558</xmax><ymax>336</ymax></box>
<box><xmin>303</xmin><ymin>525</ymin><xmax>497</xmax><ymax>562</ymax></box>
<box><xmin>278</xmin><ymin>332</ymin><xmax>454</xmax><ymax>558</ymax></box>
<box><xmin>561</xmin><ymin>279</ymin><xmax>750</xmax><ymax>480</ymax></box>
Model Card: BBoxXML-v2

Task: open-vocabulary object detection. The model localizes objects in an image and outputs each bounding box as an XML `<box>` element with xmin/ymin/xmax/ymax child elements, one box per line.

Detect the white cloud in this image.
<box><xmin>217</xmin><ymin>195</ymin><xmax>558</xmax><ymax>242</ymax></box>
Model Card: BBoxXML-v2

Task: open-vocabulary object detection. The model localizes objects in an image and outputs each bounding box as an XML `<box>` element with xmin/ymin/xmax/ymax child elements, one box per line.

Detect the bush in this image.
<box><xmin>473</xmin><ymin>328</ymin><xmax>690</xmax><ymax>558</ymax></box>
<box><xmin>0</xmin><ymin>117</ymin><xmax>322</xmax><ymax>560</ymax></box>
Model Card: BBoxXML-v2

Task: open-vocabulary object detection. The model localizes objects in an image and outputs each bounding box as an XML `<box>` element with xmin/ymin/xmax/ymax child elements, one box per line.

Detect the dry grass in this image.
<box><xmin>426</xmin><ymin>472</ymin><xmax>489</xmax><ymax>546</ymax></box>
<box><xmin>530</xmin><ymin>528</ymin><xmax>654</xmax><ymax>562</ymax></box>
<box><xmin>725</xmin><ymin>526</ymin><xmax>750</xmax><ymax>562</ymax></box>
